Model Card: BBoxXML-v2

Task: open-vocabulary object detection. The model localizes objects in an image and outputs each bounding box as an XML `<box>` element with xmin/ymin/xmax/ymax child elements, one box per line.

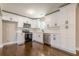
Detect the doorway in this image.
<box><xmin>2</xmin><ymin>20</ymin><xmax>17</xmax><ymax>45</ymax></box>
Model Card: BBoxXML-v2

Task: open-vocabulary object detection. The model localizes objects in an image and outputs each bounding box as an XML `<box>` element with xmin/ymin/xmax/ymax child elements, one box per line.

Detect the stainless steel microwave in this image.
<box><xmin>23</xmin><ymin>23</ymin><xmax>31</xmax><ymax>28</ymax></box>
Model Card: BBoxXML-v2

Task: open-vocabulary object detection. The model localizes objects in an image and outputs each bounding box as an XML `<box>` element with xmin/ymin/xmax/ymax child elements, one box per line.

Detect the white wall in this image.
<box><xmin>76</xmin><ymin>4</ymin><xmax>79</xmax><ymax>51</ymax></box>
<box><xmin>0</xmin><ymin>7</ymin><xmax>2</xmax><ymax>47</ymax></box>
<box><xmin>0</xmin><ymin>19</ymin><xmax>2</xmax><ymax>47</ymax></box>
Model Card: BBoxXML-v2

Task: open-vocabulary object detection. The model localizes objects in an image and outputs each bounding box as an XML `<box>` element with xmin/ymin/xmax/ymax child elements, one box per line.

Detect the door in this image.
<box><xmin>2</xmin><ymin>21</ymin><xmax>17</xmax><ymax>43</ymax></box>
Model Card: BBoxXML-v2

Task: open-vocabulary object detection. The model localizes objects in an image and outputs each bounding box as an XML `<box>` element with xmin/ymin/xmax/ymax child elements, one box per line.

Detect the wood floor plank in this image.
<box><xmin>0</xmin><ymin>41</ymin><xmax>79</xmax><ymax>56</ymax></box>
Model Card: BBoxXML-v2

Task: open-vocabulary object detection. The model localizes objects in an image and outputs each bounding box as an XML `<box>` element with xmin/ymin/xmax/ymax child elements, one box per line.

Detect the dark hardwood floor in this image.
<box><xmin>0</xmin><ymin>41</ymin><xmax>79</xmax><ymax>56</ymax></box>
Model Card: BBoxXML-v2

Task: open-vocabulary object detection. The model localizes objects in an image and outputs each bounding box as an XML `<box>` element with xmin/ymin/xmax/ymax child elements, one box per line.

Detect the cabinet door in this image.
<box><xmin>17</xmin><ymin>33</ymin><xmax>25</xmax><ymax>44</ymax></box>
<box><xmin>51</xmin><ymin>33</ymin><xmax>61</xmax><ymax>49</ymax></box>
<box><xmin>60</xmin><ymin>7</ymin><xmax>68</xmax><ymax>50</ymax></box>
<box><xmin>31</xmin><ymin>20</ymin><xmax>38</xmax><ymax>28</ymax></box>
<box><xmin>32</xmin><ymin>33</ymin><xmax>37</xmax><ymax>41</ymax></box>
<box><xmin>33</xmin><ymin>33</ymin><xmax>43</xmax><ymax>43</ymax></box>
<box><xmin>37</xmin><ymin>33</ymin><xmax>43</xmax><ymax>43</ymax></box>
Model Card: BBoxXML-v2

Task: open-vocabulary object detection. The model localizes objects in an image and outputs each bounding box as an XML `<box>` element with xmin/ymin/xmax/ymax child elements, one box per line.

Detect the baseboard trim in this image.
<box><xmin>3</xmin><ymin>41</ymin><xmax>17</xmax><ymax>46</ymax></box>
<box><xmin>0</xmin><ymin>45</ymin><xmax>3</xmax><ymax>48</ymax></box>
<box><xmin>51</xmin><ymin>46</ymin><xmax>76</xmax><ymax>56</ymax></box>
<box><xmin>32</xmin><ymin>40</ymin><xmax>44</xmax><ymax>45</ymax></box>
<box><xmin>44</xmin><ymin>43</ymin><xmax>51</xmax><ymax>46</ymax></box>
<box><xmin>17</xmin><ymin>41</ymin><xmax>25</xmax><ymax>45</ymax></box>
<box><xmin>0</xmin><ymin>41</ymin><xmax>17</xmax><ymax>48</ymax></box>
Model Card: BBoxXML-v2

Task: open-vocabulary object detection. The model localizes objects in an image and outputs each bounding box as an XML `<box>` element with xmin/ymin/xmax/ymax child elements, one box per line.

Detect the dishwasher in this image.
<box><xmin>43</xmin><ymin>33</ymin><xmax>51</xmax><ymax>45</ymax></box>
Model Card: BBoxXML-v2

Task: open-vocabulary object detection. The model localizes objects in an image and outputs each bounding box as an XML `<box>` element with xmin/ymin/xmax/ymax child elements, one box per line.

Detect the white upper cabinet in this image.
<box><xmin>31</xmin><ymin>20</ymin><xmax>38</xmax><ymax>28</ymax></box>
<box><xmin>44</xmin><ymin>14</ymin><xmax>54</xmax><ymax>28</ymax></box>
<box><xmin>44</xmin><ymin>11</ymin><xmax>60</xmax><ymax>28</ymax></box>
<box><xmin>50</xmin><ymin>11</ymin><xmax>60</xmax><ymax>27</ymax></box>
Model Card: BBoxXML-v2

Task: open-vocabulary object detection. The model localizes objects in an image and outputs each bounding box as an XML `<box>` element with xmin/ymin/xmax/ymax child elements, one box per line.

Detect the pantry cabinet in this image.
<box><xmin>59</xmin><ymin>4</ymin><xmax>77</xmax><ymax>53</ymax></box>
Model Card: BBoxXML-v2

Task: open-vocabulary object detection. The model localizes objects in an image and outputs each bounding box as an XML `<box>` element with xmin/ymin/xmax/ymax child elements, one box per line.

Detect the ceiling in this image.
<box><xmin>1</xmin><ymin>3</ymin><xmax>65</xmax><ymax>18</ymax></box>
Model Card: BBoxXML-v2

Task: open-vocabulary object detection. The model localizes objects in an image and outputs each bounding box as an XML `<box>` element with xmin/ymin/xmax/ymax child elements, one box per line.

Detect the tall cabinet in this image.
<box><xmin>50</xmin><ymin>4</ymin><xmax>77</xmax><ymax>54</ymax></box>
<box><xmin>59</xmin><ymin>4</ymin><xmax>77</xmax><ymax>54</ymax></box>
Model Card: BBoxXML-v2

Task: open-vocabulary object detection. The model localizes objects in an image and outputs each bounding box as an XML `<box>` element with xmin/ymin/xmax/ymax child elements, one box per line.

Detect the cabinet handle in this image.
<box><xmin>38</xmin><ymin>35</ymin><xmax>40</xmax><ymax>37</ymax></box>
<box><xmin>53</xmin><ymin>37</ymin><xmax>56</xmax><ymax>40</ymax></box>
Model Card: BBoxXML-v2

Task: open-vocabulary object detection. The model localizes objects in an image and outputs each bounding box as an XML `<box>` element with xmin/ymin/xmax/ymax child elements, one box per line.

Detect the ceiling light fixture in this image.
<box><xmin>27</xmin><ymin>9</ymin><xmax>35</xmax><ymax>15</ymax></box>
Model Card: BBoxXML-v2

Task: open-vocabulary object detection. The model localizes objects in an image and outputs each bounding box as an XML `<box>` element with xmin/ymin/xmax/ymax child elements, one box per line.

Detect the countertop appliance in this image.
<box><xmin>23</xmin><ymin>23</ymin><xmax>31</xmax><ymax>28</ymax></box>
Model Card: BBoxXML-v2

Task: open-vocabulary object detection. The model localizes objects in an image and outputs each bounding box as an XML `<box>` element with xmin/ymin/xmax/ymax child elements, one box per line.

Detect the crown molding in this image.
<box><xmin>45</xmin><ymin>9</ymin><xmax>60</xmax><ymax>16</ymax></box>
<box><xmin>2</xmin><ymin>10</ymin><xmax>41</xmax><ymax>20</ymax></box>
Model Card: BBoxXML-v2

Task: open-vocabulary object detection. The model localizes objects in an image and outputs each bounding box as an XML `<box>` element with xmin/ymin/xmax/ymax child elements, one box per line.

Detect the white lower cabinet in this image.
<box><xmin>33</xmin><ymin>33</ymin><xmax>43</xmax><ymax>44</ymax></box>
<box><xmin>60</xmin><ymin>29</ymin><xmax>76</xmax><ymax>54</ymax></box>
<box><xmin>50</xmin><ymin>33</ymin><xmax>61</xmax><ymax>49</ymax></box>
<box><xmin>50</xmin><ymin>30</ymin><xmax>76</xmax><ymax>54</ymax></box>
<box><xmin>17</xmin><ymin>32</ymin><xmax>25</xmax><ymax>44</ymax></box>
